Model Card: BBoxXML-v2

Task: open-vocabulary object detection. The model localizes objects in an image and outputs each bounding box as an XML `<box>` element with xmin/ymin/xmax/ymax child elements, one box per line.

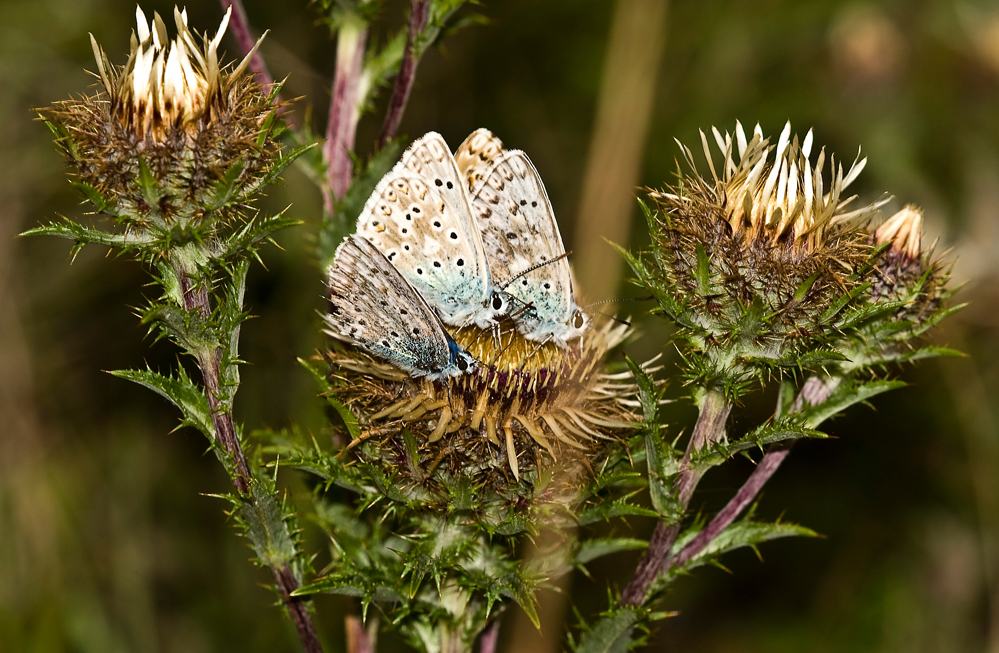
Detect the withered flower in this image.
<box><xmin>329</xmin><ymin>316</ymin><xmax>640</xmax><ymax>486</ymax></box>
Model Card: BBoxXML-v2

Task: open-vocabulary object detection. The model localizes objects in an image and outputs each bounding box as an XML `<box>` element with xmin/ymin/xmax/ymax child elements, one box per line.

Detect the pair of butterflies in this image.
<box><xmin>327</xmin><ymin>130</ymin><xmax>587</xmax><ymax>380</ymax></box>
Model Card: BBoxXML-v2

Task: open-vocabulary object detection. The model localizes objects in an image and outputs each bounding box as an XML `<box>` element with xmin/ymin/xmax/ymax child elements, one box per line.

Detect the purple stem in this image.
<box><xmin>377</xmin><ymin>0</ymin><xmax>430</xmax><ymax>150</ymax></box>
<box><xmin>620</xmin><ymin>390</ymin><xmax>731</xmax><ymax>606</ymax></box>
<box><xmin>178</xmin><ymin>269</ymin><xmax>325</xmax><ymax>653</ymax></box>
<box><xmin>664</xmin><ymin>376</ymin><xmax>838</xmax><ymax>574</ymax></box>
<box><xmin>479</xmin><ymin>621</ymin><xmax>500</xmax><ymax>653</ymax></box>
<box><xmin>220</xmin><ymin>0</ymin><xmax>274</xmax><ymax>86</ymax></box>
<box><xmin>346</xmin><ymin>615</ymin><xmax>375</xmax><ymax>653</ymax></box>
<box><xmin>324</xmin><ymin>22</ymin><xmax>368</xmax><ymax>211</ymax></box>
<box><xmin>219</xmin><ymin>0</ymin><xmax>295</xmax><ymax>127</ymax></box>
<box><xmin>668</xmin><ymin>446</ymin><xmax>793</xmax><ymax>570</ymax></box>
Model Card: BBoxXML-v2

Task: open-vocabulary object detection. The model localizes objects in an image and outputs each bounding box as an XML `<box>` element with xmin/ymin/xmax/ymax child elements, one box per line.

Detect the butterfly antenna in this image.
<box><xmin>581</xmin><ymin>295</ymin><xmax>654</xmax><ymax>311</ymax></box>
<box><xmin>498</xmin><ymin>251</ymin><xmax>573</xmax><ymax>291</ymax></box>
<box><xmin>518</xmin><ymin>335</ymin><xmax>553</xmax><ymax>371</ymax></box>
<box><xmin>596</xmin><ymin>312</ymin><xmax>633</xmax><ymax>327</ymax></box>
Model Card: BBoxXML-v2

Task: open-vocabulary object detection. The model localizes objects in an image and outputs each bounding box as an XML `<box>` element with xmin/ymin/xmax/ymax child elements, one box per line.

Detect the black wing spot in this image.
<box><xmin>417</xmin><ymin>268</ymin><xmax>424</xmax><ymax>275</ymax></box>
<box><xmin>406</xmin><ymin>213</ymin><xmax>412</xmax><ymax>221</ymax></box>
<box><xmin>390</xmin><ymin>331</ymin><xmax>399</xmax><ymax>337</ymax></box>
<box><xmin>412</xmin><ymin>327</ymin><xmax>420</xmax><ymax>335</ymax></box>
<box><xmin>435</xmin><ymin>178</ymin><xmax>443</xmax><ymax>187</ymax></box>
<box><xmin>531</xmin><ymin>201</ymin><xmax>538</xmax><ymax>207</ymax></box>
<box><xmin>521</xmin><ymin>279</ymin><xmax>528</xmax><ymax>286</ymax></box>
<box><xmin>349</xmin><ymin>327</ymin><xmax>357</xmax><ymax>334</ymax></box>
<box><xmin>543</xmin><ymin>282</ymin><xmax>551</xmax><ymax>289</ymax></box>
<box><xmin>401</xmin><ymin>309</ymin><xmax>408</xmax><ymax>315</ymax></box>
<box><xmin>404</xmin><ymin>245</ymin><xmax>411</xmax><ymax>251</ymax></box>
<box><xmin>381</xmin><ymin>340</ymin><xmax>389</xmax><ymax>347</ymax></box>
<box><xmin>358</xmin><ymin>319</ymin><xmax>367</xmax><ymax>326</ymax></box>
<box><xmin>506</xmin><ymin>232</ymin><xmax>517</xmax><ymax>240</ymax></box>
<box><xmin>413</xmin><ymin>207</ymin><xmax>421</xmax><ymax>213</ymax></box>
<box><xmin>456</xmin><ymin>258</ymin><xmax>464</xmax><ymax>267</ymax></box>
<box><xmin>446</xmin><ymin>181</ymin><xmax>453</xmax><ymax>189</ymax></box>
<box><xmin>433</xmin><ymin>261</ymin><xmax>442</xmax><ymax>268</ymax></box>
<box><xmin>388</xmin><ymin>252</ymin><xmax>396</xmax><ymax>261</ymax></box>
<box><xmin>449</xmin><ymin>231</ymin><xmax>458</xmax><ymax>240</ymax></box>
<box><xmin>433</xmin><ymin>220</ymin><xmax>442</xmax><ymax>228</ymax></box>
<box><xmin>402</xmin><ymin>228</ymin><xmax>408</xmax><ymax>234</ymax></box>
<box><xmin>520</xmin><ymin>199</ymin><xmax>527</xmax><ymax>206</ymax></box>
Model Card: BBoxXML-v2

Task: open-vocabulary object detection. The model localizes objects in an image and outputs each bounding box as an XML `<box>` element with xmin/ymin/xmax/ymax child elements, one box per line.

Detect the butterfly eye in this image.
<box><xmin>456</xmin><ymin>356</ymin><xmax>468</xmax><ymax>371</ymax></box>
<box><xmin>492</xmin><ymin>295</ymin><xmax>504</xmax><ymax>311</ymax></box>
<box><xmin>573</xmin><ymin>311</ymin><xmax>585</xmax><ymax>329</ymax></box>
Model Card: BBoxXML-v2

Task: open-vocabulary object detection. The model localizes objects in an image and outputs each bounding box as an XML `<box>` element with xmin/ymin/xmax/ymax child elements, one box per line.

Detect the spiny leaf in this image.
<box><xmin>576</xmin><ymin>538</ymin><xmax>648</xmax><ymax>566</ymax></box>
<box><xmin>797</xmin><ymin>378</ymin><xmax>906</xmax><ymax>429</ymax></box>
<box><xmin>109</xmin><ymin>367</ymin><xmax>213</xmax><ymax>439</ymax></box>
<box><xmin>571</xmin><ymin>607</ymin><xmax>643</xmax><ymax>653</ymax></box>
<box><xmin>21</xmin><ymin>219</ymin><xmax>155</xmax><ymax>251</ymax></box>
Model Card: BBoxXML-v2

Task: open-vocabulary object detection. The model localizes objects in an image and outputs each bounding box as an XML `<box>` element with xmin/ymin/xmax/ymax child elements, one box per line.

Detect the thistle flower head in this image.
<box><xmin>329</xmin><ymin>316</ymin><xmax>639</xmax><ymax>496</ymax></box>
<box><xmin>642</xmin><ymin>123</ymin><xmax>891</xmax><ymax>391</ymax></box>
<box><xmin>43</xmin><ymin>6</ymin><xmax>278</xmax><ymax>214</ymax></box>
<box><xmin>90</xmin><ymin>6</ymin><xmax>260</xmax><ymax>142</ymax></box>
<box><xmin>672</xmin><ymin>121</ymin><xmax>887</xmax><ymax>251</ymax></box>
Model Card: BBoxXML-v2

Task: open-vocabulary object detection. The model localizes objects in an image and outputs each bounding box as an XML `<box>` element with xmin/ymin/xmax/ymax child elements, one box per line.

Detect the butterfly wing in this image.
<box><xmin>355</xmin><ymin>133</ymin><xmax>492</xmax><ymax>327</ymax></box>
<box><xmin>455</xmin><ymin>128</ymin><xmax>506</xmax><ymax>196</ymax></box>
<box><xmin>471</xmin><ymin>150</ymin><xmax>586</xmax><ymax>343</ymax></box>
<box><xmin>327</xmin><ymin>235</ymin><xmax>470</xmax><ymax>379</ymax></box>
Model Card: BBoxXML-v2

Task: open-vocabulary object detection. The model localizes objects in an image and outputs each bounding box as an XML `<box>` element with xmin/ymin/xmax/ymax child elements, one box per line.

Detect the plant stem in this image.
<box><xmin>664</xmin><ymin>376</ymin><xmax>840</xmax><ymax>577</ymax></box>
<box><xmin>275</xmin><ymin>564</ymin><xmax>326</xmax><ymax>653</ymax></box>
<box><xmin>179</xmin><ymin>271</ymin><xmax>252</xmax><ymax>495</ymax></box>
<box><xmin>377</xmin><ymin>0</ymin><xmax>430</xmax><ymax>150</ymax></box>
<box><xmin>479</xmin><ymin>621</ymin><xmax>500</xmax><ymax>653</ymax></box>
<box><xmin>324</xmin><ymin>18</ymin><xmax>369</xmax><ymax>211</ymax></box>
<box><xmin>620</xmin><ymin>388</ymin><xmax>731</xmax><ymax>606</ymax></box>
<box><xmin>219</xmin><ymin>0</ymin><xmax>272</xmax><ymax>86</ymax></box>
<box><xmin>346</xmin><ymin>615</ymin><xmax>376</xmax><ymax>653</ymax></box>
<box><xmin>219</xmin><ymin>0</ymin><xmax>295</xmax><ymax>127</ymax></box>
<box><xmin>177</xmin><ymin>269</ymin><xmax>325</xmax><ymax>653</ymax></box>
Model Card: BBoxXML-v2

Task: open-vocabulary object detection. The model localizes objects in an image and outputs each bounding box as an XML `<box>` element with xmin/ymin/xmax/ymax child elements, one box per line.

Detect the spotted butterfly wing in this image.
<box><xmin>355</xmin><ymin>132</ymin><xmax>494</xmax><ymax>328</ymax></box>
<box><xmin>455</xmin><ymin>128</ymin><xmax>506</xmax><ymax>196</ymax></box>
<box><xmin>470</xmin><ymin>150</ymin><xmax>588</xmax><ymax>345</ymax></box>
<box><xmin>326</xmin><ymin>235</ymin><xmax>475</xmax><ymax>380</ymax></box>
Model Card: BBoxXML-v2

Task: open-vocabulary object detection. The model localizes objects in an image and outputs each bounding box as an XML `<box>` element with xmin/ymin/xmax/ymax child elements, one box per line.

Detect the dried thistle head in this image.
<box><xmin>328</xmin><ymin>315</ymin><xmax>639</xmax><ymax>502</ymax></box>
<box><xmin>641</xmin><ymin>122</ymin><xmax>891</xmax><ymax>392</ymax></box>
<box><xmin>42</xmin><ymin>6</ymin><xmax>279</xmax><ymax>225</ymax></box>
<box><xmin>867</xmin><ymin>204</ymin><xmax>954</xmax><ymax>338</ymax></box>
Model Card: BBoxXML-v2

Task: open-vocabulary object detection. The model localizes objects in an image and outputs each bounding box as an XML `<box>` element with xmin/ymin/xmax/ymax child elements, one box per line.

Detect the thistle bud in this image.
<box><xmin>869</xmin><ymin>204</ymin><xmax>950</xmax><ymax>329</ymax></box>
<box><xmin>42</xmin><ymin>6</ymin><xmax>279</xmax><ymax>236</ymax></box>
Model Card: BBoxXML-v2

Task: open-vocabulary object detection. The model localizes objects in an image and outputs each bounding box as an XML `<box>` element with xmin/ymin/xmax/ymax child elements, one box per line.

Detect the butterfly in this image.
<box><xmin>354</xmin><ymin>132</ymin><xmax>505</xmax><ymax>329</ymax></box>
<box><xmin>326</xmin><ymin>235</ymin><xmax>476</xmax><ymax>380</ymax></box>
<box><xmin>459</xmin><ymin>132</ymin><xmax>589</xmax><ymax>346</ymax></box>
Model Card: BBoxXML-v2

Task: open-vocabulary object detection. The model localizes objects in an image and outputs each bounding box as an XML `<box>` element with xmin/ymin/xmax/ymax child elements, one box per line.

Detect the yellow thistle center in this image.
<box><xmin>331</xmin><ymin>318</ymin><xmax>637</xmax><ymax>480</ymax></box>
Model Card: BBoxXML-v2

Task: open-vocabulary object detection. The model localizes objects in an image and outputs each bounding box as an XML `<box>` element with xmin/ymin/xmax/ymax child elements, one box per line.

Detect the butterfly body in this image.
<box><xmin>326</xmin><ymin>235</ymin><xmax>476</xmax><ymax>380</ymax></box>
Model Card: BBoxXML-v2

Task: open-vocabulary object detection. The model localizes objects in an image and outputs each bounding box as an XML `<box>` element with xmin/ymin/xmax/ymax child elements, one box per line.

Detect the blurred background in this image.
<box><xmin>3</xmin><ymin>0</ymin><xmax>999</xmax><ymax>651</ymax></box>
